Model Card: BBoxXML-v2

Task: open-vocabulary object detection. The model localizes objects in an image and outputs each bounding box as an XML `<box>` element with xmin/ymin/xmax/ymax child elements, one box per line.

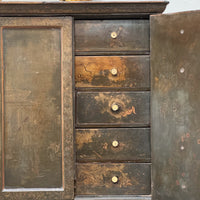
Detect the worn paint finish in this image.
<box><xmin>76</xmin><ymin>92</ymin><xmax>150</xmax><ymax>127</ymax></box>
<box><xmin>0</xmin><ymin>17</ymin><xmax>73</xmax><ymax>199</ymax></box>
<box><xmin>151</xmin><ymin>11</ymin><xmax>200</xmax><ymax>200</ymax></box>
<box><xmin>0</xmin><ymin>2</ymin><xmax>168</xmax><ymax>18</ymax></box>
<box><xmin>75</xmin><ymin>56</ymin><xmax>150</xmax><ymax>89</ymax></box>
<box><xmin>76</xmin><ymin>128</ymin><xmax>151</xmax><ymax>162</ymax></box>
<box><xmin>76</xmin><ymin>163</ymin><xmax>151</xmax><ymax>195</ymax></box>
<box><xmin>4</xmin><ymin>28</ymin><xmax>62</xmax><ymax>189</ymax></box>
<box><xmin>75</xmin><ymin>20</ymin><xmax>150</xmax><ymax>53</ymax></box>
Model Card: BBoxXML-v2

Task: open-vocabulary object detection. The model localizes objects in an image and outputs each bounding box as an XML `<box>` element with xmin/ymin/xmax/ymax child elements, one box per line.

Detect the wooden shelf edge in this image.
<box><xmin>0</xmin><ymin>2</ymin><xmax>169</xmax><ymax>17</ymax></box>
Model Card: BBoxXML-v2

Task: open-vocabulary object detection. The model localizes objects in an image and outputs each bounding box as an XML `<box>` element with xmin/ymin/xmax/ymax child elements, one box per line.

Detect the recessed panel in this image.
<box><xmin>3</xmin><ymin>28</ymin><xmax>62</xmax><ymax>189</ymax></box>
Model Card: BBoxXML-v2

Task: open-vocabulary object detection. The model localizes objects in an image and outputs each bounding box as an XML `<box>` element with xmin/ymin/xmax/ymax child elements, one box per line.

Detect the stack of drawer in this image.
<box><xmin>75</xmin><ymin>20</ymin><xmax>151</xmax><ymax>197</ymax></box>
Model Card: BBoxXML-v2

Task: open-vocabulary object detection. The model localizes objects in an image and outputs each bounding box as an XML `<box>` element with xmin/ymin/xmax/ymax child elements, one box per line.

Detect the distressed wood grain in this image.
<box><xmin>76</xmin><ymin>163</ymin><xmax>151</xmax><ymax>195</ymax></box>
<box><xmin>76</xmin><ymin>128</ymin><xmax>151</xmax><ymax>162</ymax></box>
<box><xmin>75</xmin><ymin>56</ymin><xmax>150</xmax><ymax>89</ymax></box>
<box><xmin>151</xmin><ymin>11</ymin><xmax>200</xmax><ymax>200</ymax></box>
<box><xmin>0</xmin><ymin>2</ymin><xmax>169</xmax><ymax>18</ymax></box>
<box><xmin>0</xmin><ymin>17</ymin><xmax>73</xmax><ymax>200</ymax></box>
<box><xmin>76</xmin><ymin>92</ymin><xmax>150</xmax><ymax>127</ymax></box>
<box><xmin>75</xmin><ymin>20</ymin><xmax>149</xmax><ymax>53</ymax></box>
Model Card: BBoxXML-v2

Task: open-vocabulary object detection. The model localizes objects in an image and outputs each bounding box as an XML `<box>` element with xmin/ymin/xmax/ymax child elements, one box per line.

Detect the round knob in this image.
<box><xmin>111</xmin><ymin>32</ymin><xmax>117</xmax><ymax>39</ymax></box>
<box><xmin>111</xmin><ymin>104</ymin><xmax>119</xmax><ymax>112</ymax></box>
<box><xmin>112</xmin><ymin>176</ymin><xmax>118</xmax><ymax>183</ymax></box>
<box><xmin>112</xmin><ymin>140</ymin><xmax>119</xmax><ymax>148</ymax></box>
<box><xmin>111</xmin><ymin>68</ymin><xmax>118</xmax><ymax>76</ymax></box>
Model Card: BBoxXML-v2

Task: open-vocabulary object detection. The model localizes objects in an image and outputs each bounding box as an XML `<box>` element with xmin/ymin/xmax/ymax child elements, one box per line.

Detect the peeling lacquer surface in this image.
<box><xmin>75</xmin><ymin>56</ymin><xmax>150</xmax><ymax>89</ymax></box>
<box><xmin>76</xmin><ymin>128</ymin><xmax>151</xmax><ymax>162</ymax></box>
<box><xmin>76</xmin><ymin>92</ymin><xmax>150</xmax><ymax>127</ymax></box>
<box><xmin>76</xmin><ymin>163</ymin><xmax>151</xmax><ymax>195</ymax></box>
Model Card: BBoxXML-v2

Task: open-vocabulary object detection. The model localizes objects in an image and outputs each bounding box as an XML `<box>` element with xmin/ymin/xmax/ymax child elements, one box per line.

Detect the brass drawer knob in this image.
<box><xmin>112</xmin><ymin>140</ymin><xmax>119</xmax><ymax>148</ymax></box>
<box><xmin>111</xmin><ymin>68</ymin><xmax>118</xmax><ymax>76</ymax></box>
<box><xmin>112</xmin><ymin>176</ymin><xmax>118</xmax><ymax>183</ymax></box>
<box><xmin>111</xmin><ymin>31</ymin><xmax>117</xmax><ymax>39</ymax></box>
<box><xmin>111</xmin><ymin>104</ymin><xmax>119</xmax><ymax>112</ymax></box>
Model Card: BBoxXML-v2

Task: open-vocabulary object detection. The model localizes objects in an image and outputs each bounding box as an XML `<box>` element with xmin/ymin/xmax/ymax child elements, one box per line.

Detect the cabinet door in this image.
<box><xmin>151</xmin><ymin>11</ymin><xmax>200</xmax><ymax>200</ymax></box>
<box><xmin>0</xmin><ymin>17</ymin><xmax>73</xmax><ymax>199</ymax></box>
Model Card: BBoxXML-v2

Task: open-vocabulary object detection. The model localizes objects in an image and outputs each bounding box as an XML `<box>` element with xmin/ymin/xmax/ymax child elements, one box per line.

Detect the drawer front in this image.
<box><xmin>76</xmin><ymin>128</ymin><xmax>151</xmax><ymax>162</ymax></box>
<box><xmin>75</xmin><ymin>20</ymin><xmax>149</xmax><ymax>53</ymax></box>
<box><xmin>76</xmin><ymin>92</ymin><xmax>150</xmax><ymax>127</ymax></box>
<box><xmin>76</xmin><ymin>163</ymin><xmax>151</xmax><ymax>195</ymax></box>
<box><xmin>75</xmin><ymin>56</ymin><xmax>150</xmax><ymax>89</ymax></box>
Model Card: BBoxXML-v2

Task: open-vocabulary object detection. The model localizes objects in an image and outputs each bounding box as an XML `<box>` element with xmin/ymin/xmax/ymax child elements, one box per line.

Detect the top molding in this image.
<box><xmin>0</xmin><ymin>1</ymin><xmax>169</xmax><ymax>18</ymax></box>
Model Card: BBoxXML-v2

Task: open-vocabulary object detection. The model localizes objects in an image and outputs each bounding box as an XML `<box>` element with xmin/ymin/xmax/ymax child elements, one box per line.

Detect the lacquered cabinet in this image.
<box><xmin>0</xmin><ymin>1</ymin><xmax>199</xmax><ymax>200</ymax></box>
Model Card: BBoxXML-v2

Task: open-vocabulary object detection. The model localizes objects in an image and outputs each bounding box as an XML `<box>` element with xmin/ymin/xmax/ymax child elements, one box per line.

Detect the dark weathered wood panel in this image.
<box><xmin>151</xmin><ymin>11</ymin><xmax>200</xmax><ymax>200</ymax></box>
<box><xmin>0</xmin><ymin>17</ymin><xmax>73</xmax><ymax>200</ymax></box>
<box><xmin>4</xmin><ymin>28</ymin><xmax>62</xmax><ymax>188</ymax></box>
<box><xmin>76</xmin><ymin>92</ymin><xmax>150</xmax><ymax>127</ymax></box>
<box><xmin>0</xmin><ymin>2</ymin><xmax>168</xmax><ymax>17</ymax></box>
<box><xmin>75</xmin><ymin>20</ymin><xmax>149</xmax><ymax>53</ymax></box>
<box><xmin>76</xmin><ymin>163</ymin><xmax>151</xmax><ymax>195</ymax></box>
<box><xmin>76</xmin><ymin>128</ymin><xmax>151</xmax><ymax>162</ymax></box>
<box><xmin>75</xmin><ymin>56</ymin><xmax>150</xmax><ymax>89</ymax></box>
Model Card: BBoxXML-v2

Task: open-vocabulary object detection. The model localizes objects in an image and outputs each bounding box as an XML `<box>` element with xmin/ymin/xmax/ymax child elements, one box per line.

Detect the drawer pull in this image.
<box><xmin>111</xmin><ymin>68</ymin><xmax>118</xmax><ymax>76</ymax></box>
<box><xmin>112</xmin><ymin>140</ymin><xmax>119</xmax><ymax>148</ymax></box>
<box><xmin>112</xmin><ymin>176</ymin><xmax>119</xmax><ymax>183</ymax></box>
<box><xmin>111</xmin><ymin>103</ymin><xmax>119</xmax><ymax>112</ymax></box>
<box><xmin>111</xmin><ymin>31</ymin><xmax>117</xmax><ymax>39</ymax></box>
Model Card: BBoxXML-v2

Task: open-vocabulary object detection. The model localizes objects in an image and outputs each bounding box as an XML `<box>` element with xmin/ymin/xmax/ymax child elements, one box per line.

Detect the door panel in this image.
<box><xmin>151</xmin><ymin>11</ymin><xmax>200</xmax><ymax>200</ymax></box>
<box><xmin>0</xmin><ymin>17</ymin><xmax>73</xmax><ymax>199</ymax></box>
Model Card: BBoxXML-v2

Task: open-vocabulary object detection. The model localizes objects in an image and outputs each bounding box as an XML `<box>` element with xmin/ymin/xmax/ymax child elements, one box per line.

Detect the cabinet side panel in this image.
<box><xmin>3</xmin><ymin>28</ymin><xmax>62</xmax><ymax>189</ymax></box>
<box><xmin>151</xmin><ymin>11</ymin><xmax>200</xmax><ymax>200</ymax></box>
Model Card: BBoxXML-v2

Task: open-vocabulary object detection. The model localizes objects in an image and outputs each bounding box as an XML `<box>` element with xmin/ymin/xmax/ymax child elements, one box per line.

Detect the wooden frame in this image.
<box><xmin>0</xmin><ymin>17</ymin><xmax>74</xmax><ymax>200</ymax></box>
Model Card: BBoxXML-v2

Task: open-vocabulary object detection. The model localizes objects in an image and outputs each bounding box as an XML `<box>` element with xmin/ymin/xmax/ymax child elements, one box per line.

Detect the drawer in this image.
<box><xmin>76</xmin><ymin>163</ymin><xmax>151</xmax><ymax>195</ymax></box>
<box><xmin>75</xmin><ymin>56</ymin><xmax>150</xmax><ymax>89</ymax></box>
<box><xmin>75</xmin><ymin>20</ymin><xmax>149</xmax><ymax>53</ymax></box>
<box><xmin>76</xmin><ymin>128</ymin><xmax>151</xmax><ymax>162</ymax></box>
<box><xmin>76</xmin><ymin>92</ymin><xmax>150</xmax><ymax>127</ymax></box>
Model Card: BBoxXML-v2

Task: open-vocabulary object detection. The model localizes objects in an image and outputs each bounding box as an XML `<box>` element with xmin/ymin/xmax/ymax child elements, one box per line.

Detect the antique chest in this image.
<box><xmin>0</xmin><ymin>1</ymin><xmax>199</xmax><ymax>200</ymax></box>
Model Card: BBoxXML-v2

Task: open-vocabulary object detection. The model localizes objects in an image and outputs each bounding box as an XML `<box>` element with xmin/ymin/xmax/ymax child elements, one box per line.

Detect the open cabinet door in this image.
<box><xmin>151</xmin><ymin>11</ymin><xmax>200</xmax><ymax>200</ymax></box>
<box><xmin>0</xmin><ymin>17</ymin><xmax>74</xmax><ymax>200</ymax></box>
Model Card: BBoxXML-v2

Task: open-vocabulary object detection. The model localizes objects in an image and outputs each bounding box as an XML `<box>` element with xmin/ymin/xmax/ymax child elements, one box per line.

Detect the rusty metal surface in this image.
<box><xmin>151</xmin><ymin>11</ymin><xmax>200</xmax><ymax>200</ymax></box>
<box><xmin>0</xmin><ymin>17</ymin><xmax>73</xmax><ymax>200</ymax></box>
